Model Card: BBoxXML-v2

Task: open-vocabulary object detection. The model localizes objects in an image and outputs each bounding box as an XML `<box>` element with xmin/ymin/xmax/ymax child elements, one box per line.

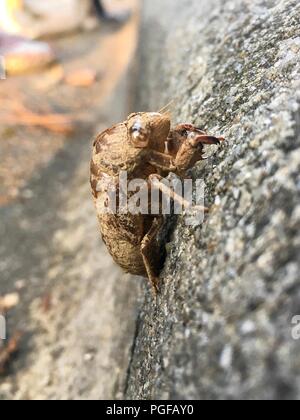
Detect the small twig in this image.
<box><xmin>0</xmin><ymin>95</ymin><xmax>76</xmax><ymax>134</ymax></box>
<box><xmin>0</xmin><ymin>332</ymin><xmax>22</xmax><ymax>375</ymax></box>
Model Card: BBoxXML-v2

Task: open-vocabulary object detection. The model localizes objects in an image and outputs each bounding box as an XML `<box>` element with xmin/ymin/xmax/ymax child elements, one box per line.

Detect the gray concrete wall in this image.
<box><xmin>124</xmin><ymin>0</ymin><xmax>300</xmax><ymax>400</ymax></box>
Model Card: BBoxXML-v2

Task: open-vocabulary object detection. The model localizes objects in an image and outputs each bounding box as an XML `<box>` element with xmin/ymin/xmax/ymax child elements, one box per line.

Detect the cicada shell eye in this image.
<box><xmin>128</xmin><ymin>117</ymin><xmax>150</xmax><ymax>148</ymax></box>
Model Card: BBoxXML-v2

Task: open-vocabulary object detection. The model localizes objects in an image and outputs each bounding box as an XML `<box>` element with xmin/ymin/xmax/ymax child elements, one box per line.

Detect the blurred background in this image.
<box><xmin>0</xmin><ymin>0</ymin><xmax>141</xmax><ymax>400</ymax></box>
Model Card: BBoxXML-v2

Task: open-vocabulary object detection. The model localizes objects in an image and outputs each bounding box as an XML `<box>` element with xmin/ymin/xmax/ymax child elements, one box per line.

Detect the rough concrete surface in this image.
<box><xmin>125</xmin><ymin>0</ymin><xmax>300</xmax><ymax>400</ymax></box>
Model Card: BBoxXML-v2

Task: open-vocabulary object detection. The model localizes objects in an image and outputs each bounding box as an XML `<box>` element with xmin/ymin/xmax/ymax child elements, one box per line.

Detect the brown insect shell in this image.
<box><xmin>92</xmin><ymin>112</ymin><xmax>171</xmax><ymax>181</ymax></box>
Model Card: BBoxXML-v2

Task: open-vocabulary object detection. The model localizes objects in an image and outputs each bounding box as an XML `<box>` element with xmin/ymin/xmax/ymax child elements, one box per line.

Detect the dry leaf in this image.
<box><xmin>65</xmin><ymin>68</ymin><xmax>97</xmax><ymax>87</ymax></box>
